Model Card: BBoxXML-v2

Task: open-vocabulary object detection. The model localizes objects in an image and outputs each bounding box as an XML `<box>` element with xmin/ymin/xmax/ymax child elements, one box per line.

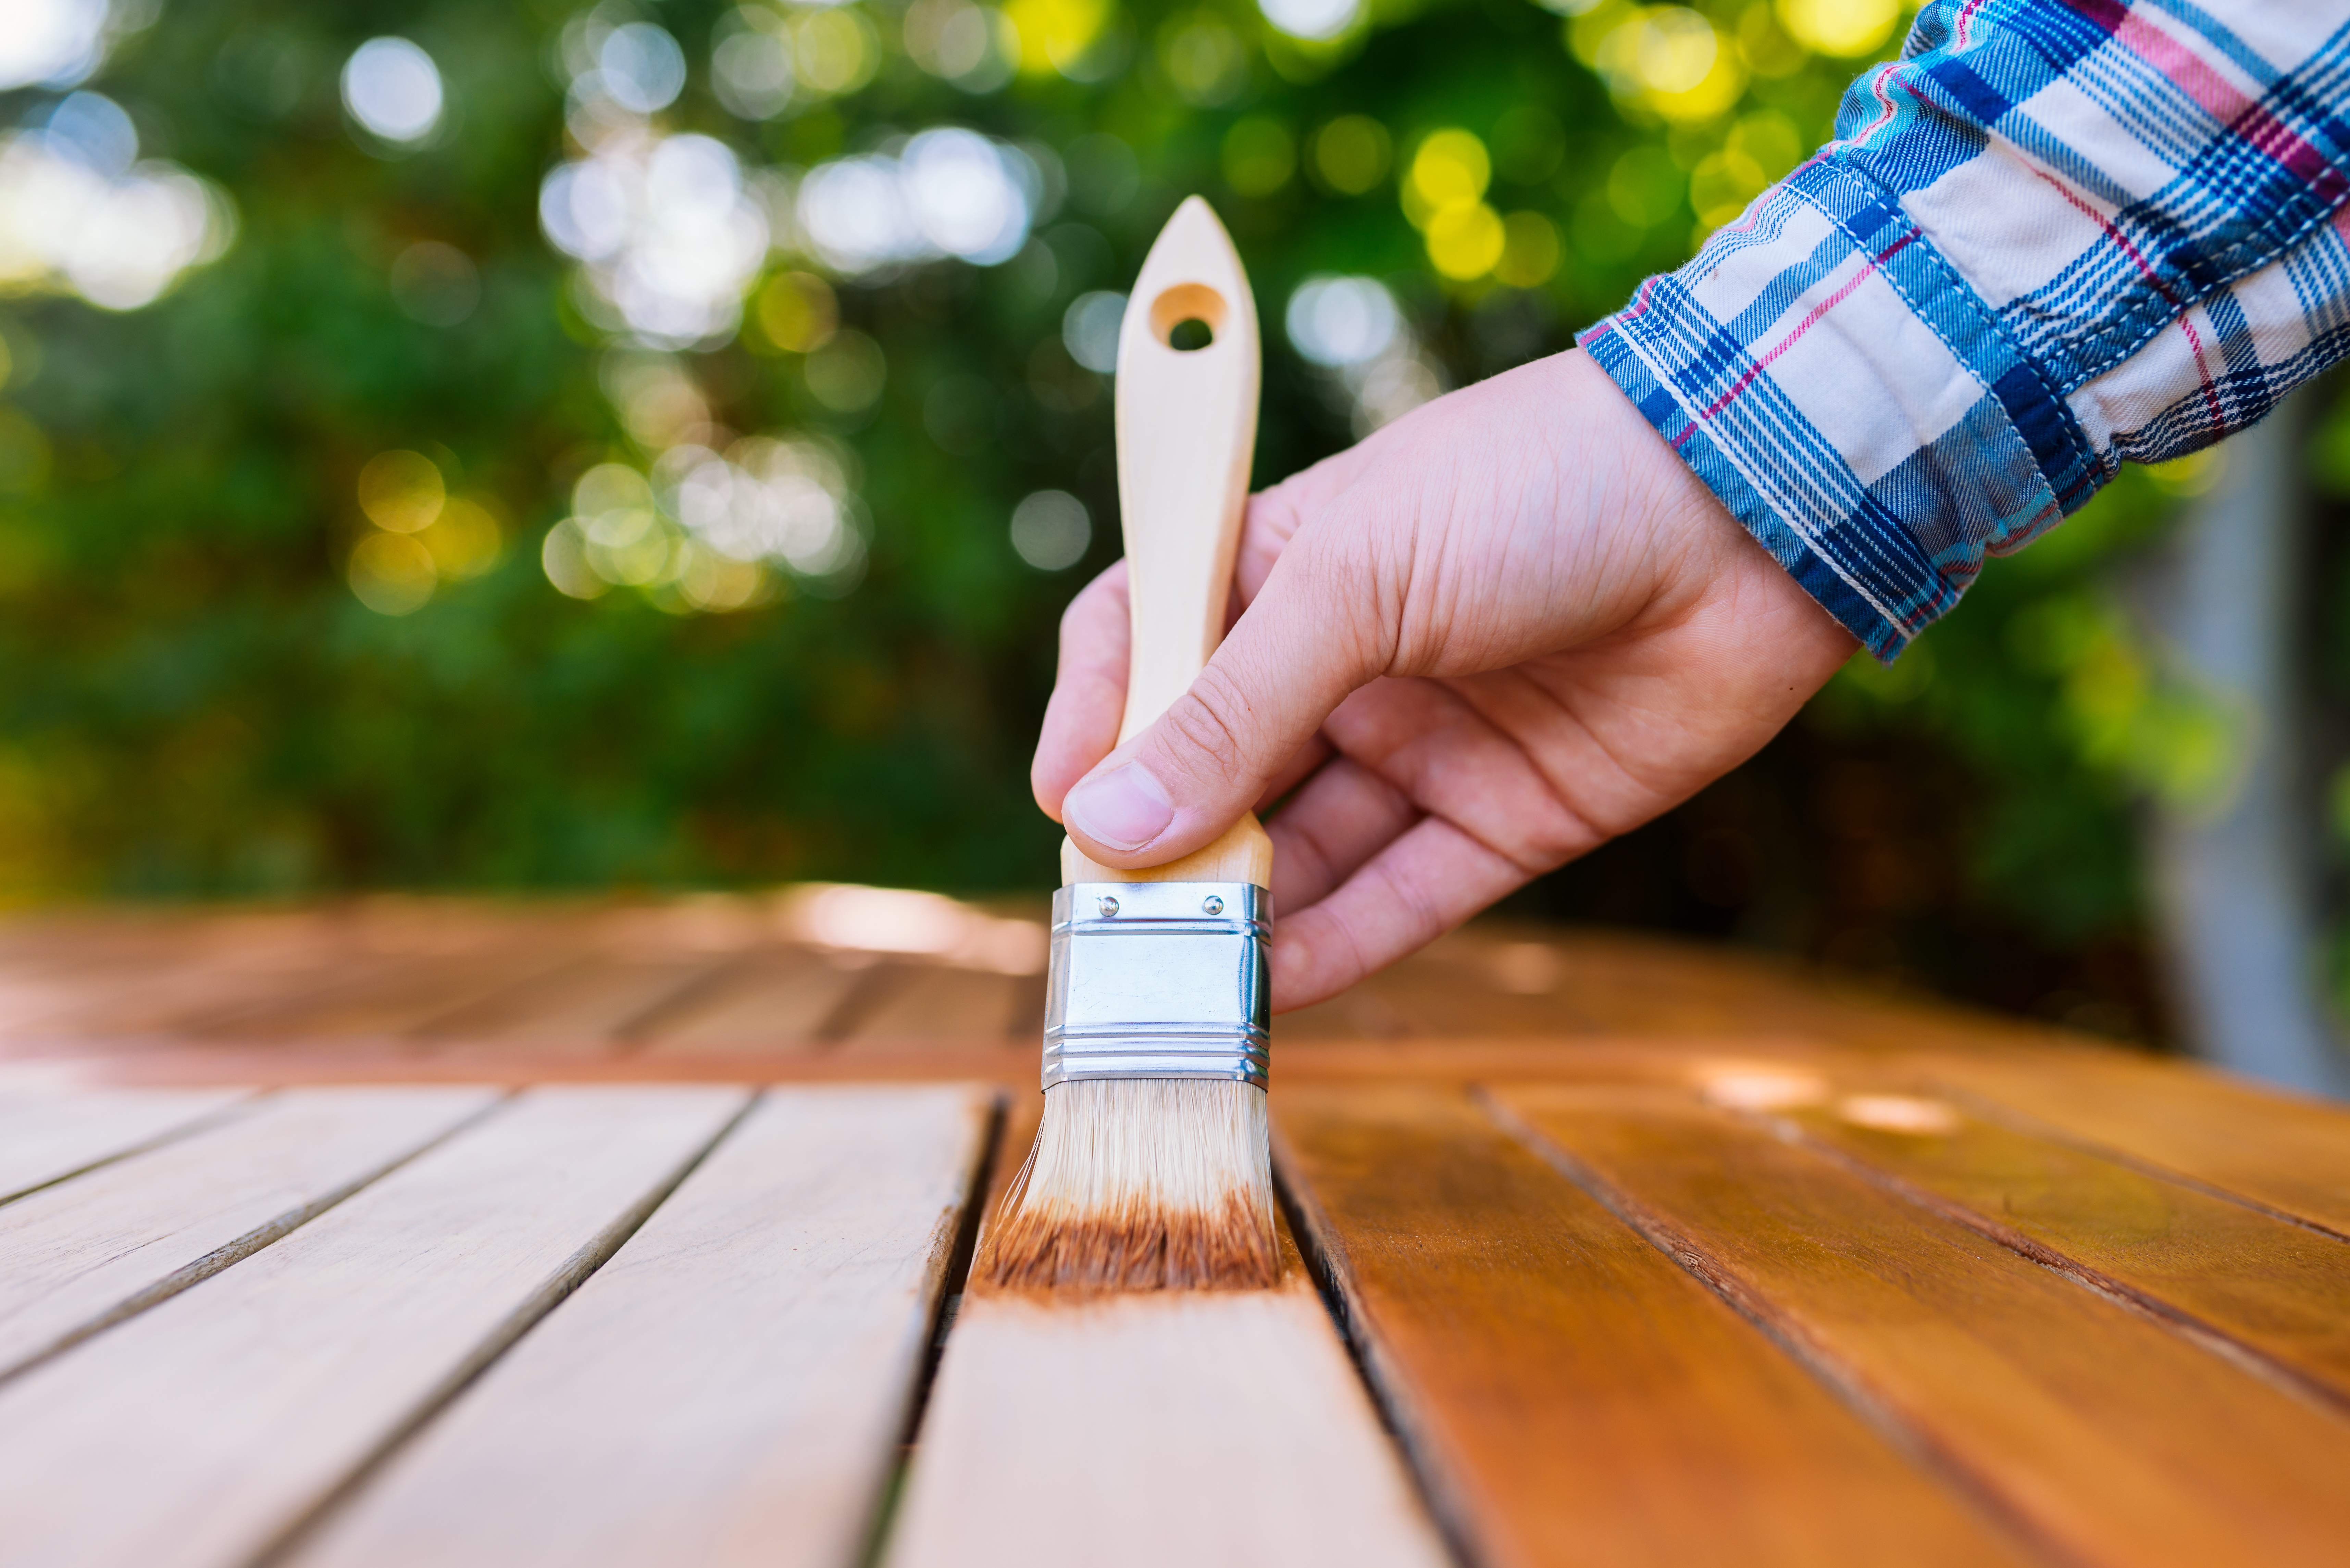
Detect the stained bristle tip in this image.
<box><xmin>982</xmin><ymin>1078</ymin><xmax>1278</xmax><ymax>1293</ymax></box>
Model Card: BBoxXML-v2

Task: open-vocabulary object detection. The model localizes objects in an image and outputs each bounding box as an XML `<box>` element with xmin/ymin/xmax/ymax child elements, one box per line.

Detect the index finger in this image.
<box><xmin>1031</xmin><ymin>560</ymin><xmax>1132</xmax><ymax>820</ymax></box>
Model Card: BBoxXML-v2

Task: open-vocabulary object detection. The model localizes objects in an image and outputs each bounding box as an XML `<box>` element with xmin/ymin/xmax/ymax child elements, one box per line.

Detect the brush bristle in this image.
<box><xmin>982</xmin><ymin>1079</ymin><xmax>1278</xmax><ymax>1293</ymax></box>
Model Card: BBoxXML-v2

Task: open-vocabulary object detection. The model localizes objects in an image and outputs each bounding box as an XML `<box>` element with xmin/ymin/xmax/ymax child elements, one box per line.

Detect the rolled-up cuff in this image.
<box><xmin>1578</xmin><ymin>159</ymin><xmax>2084</xmax><ymax>662</ymax></box>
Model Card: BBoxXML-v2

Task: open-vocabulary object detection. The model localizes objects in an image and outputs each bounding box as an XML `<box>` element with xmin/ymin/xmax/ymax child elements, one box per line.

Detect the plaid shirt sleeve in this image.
<box><xmin>1578</xmin><ymin>0</ymin><xmax>2350</xmax><ymax>660</ymax></box>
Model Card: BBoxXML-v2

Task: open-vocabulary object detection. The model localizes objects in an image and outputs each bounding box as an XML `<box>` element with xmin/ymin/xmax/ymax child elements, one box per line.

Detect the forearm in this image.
<box><xmin>1583</xmin><ymin>0</ymin><xmax>2350</xmax><ymax>660</ymax></box>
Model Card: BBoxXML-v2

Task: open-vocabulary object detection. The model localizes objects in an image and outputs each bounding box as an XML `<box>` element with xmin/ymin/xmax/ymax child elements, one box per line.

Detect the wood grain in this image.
<box><xmin>1276</xmin><ymin>1086</ymin><xmax>2036</xmax><ymax>1568</ymax></box>
<box><xmin>1499</xmin><ymin>1084</ymin><xmax>2350</xmax><ymax>1568</ymax></box>
<box><xmin>631</xmin><ymin>948</ymin><xmax>862</xmax><ymax>1054</ymax></box>
<box><xmin>0</xmin><ymin>1087</ymin><xmax>497</xmax><ymax>1378</ymax></box>
<box><xmin>840</xmin><ymin>963</ymin><xmax>1028</xmax><ymax>1044</ymax></box>
<box><xmin>294</xmin><ymin>1086</ymin><xmax>992</xmax><ymax>1568</ymax></box>
<box><xmin>408</xmin><ymin>954</ymin><xmax>726</xmax><ymax>1049</ymax></box>
<box><xmin>884</xmin><ymin>1098</ymin><xmax>1449</xmax><ymax>1568</ymax></box>
<box><xmin>0</xmin><ymin>1084</ymin><xmax>251</xmax><ymax>1202</ymax></box>
<box><xmin>1771</xmin><ymin>1087</ymin><xmax>2350</xmax><ymax>1408</ymax></box>
<box><xmin>1915</xmin><ymin>1045</ymin><xmax>2350</xmax><ymax>1237</ymax></box>
<box><xmin>0</xmin><ymin>1085</ymin><xmax>748</xmax><ymax>1568</ymax></box>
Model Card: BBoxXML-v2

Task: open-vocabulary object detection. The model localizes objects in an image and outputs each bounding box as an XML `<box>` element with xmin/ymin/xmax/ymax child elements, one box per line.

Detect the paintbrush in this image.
<box><xmin>984</xmin><ymin>197</ymin><xmax>1277</xmax><ymax>1293</ymax></box>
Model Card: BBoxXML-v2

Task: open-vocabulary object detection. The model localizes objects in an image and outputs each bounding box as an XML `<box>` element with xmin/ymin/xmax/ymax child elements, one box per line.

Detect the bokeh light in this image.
<box><xmin>340</xmin><ymin>37</ymin><xmax>444</xmax><ymax>146</ymax></box>
<box><xmin>1062</xmin><ymin>290</ymin><xmax>1125</xmax><ymax>374</ymax></box>
<box><xmin>1403</xmin><ymin>129</ymin><xmax>1509</xmax><ymax>282</ymax></box>
<box><xmin>1004</xmin><ymin>0</ymin><xmax>1114</xmax><ymax>79</ymax></box>
<box><xmin>1579</xmin><ymin>5</ymin><xmax>1746</xmax><ymax>122</ymax></box>
<box><xmin>1310</xmin><ymin>116</ymin><xmax>1391</xmax><ymax>195</ymax></box>
<box><xmin>597</xmin><ymin>22</ymin><xmax>687</xmax><ymax>114</ymax></box>
<box><xmin>1284</xmin><ymin>275</ymin><xmax>1439</xmax><ymax>437</ymax></box>
<box><xmin>904</xmin><ymin>0</ymin><xmax>1018</xmax><ymax>92</ymax></box>
<box><xmin>752</xmin><ymin>271</ymin><xmax>840</xmax><ymax>354</ymax></box>
<box><xmin>541</xmin><ymin>131</ymin><xmax>770</xmax><ymax>348</ymax></box>
<box><xmin>1009</xmin><ymin>490</ymin><xmax>1090</xmax><ymax>570</ymax></box>
<box><xmin>357</xmin><ymin>451</ymin><xmax>446</xmax><ymax>535</ymax></box>
<box><xmin>1777</xmin><ymin>0</ymin><xmax>1899</xmax><ymax>57</ymax></box>
<box><xmin>0</xmin><ymin>0</ymin><xmax>117</xmax><ymax>91</ymax></box>
<box><xmin>796</xmin><ymin>128</ymin><xmax>1043</xmax><ymax>276</ymax></box>
<box><xmin>1285</xmin><ymin>276</ymin><xmax>1398</xmax><ymax>368</ymax></box>
<box><xmin>712</xmin><ymin>17</ymin><xmax>795</xmax><ymax>117</ymax></box>
<box><xmin>0</xmin><ymin>95</ymin><xmax>236</xmax><ymax>311</ymax></box>
<box><xmin>1258</xmin><ymin>0</ymin><xmax>1360</xmax><ymax>42</ymax></box>
<box><xmin>348</xmin><ymin>533</ymin><xmax>436</xmax><ymax>616</ymax></box>
<box><xmin>541</xmin><ymin>433</ymin><xmax>868</xmax><ymax>611</ymax></box>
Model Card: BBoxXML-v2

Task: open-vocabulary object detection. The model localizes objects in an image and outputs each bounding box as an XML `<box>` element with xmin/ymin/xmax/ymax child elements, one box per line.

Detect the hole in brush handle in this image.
<box><xmin>1147</xmin><ymin>281</ymin><xmax>1226</xmax><ymax>348</ymax></box>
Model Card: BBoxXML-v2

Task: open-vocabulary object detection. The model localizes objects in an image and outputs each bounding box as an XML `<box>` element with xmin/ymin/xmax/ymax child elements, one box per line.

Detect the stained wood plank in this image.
<box><xmin>1498</xmin><ymin>1084</ymin><xmax>2350</xmax><ymax>1568</ymax></box>
<box><xmin>1766</xmin><ymin>1088</ymin><xmax>2350</xmax><ymax>1409</ymax></box>
<box><xmin>885</xmin><ymin>1102</ymin><xmax>1449</xmax><ymax>1568</ymax></box>
<box><xmin>0</xmin><ymin>1085</ymin><xmax>749</xmax><ymax>1568</ymax></box>
<box><xmin>1276</xmin><ymin>1087</ymin><xmax>2035</xmax><ymax>1568</ymax></box>
<box><xmin>0</xmin><ymin>1084</ymin><xmax>251</xmax><ymax>1202</ymax></box>
<box><xmin>0</xmin><ymin>1087</ymin><xmax>498</xmax><ymax>1378</ymax></box>
<box><xmin>1915</xmin><ymin>1046</ymin><xmax>2350</xmax><ymax>1237</ymax></box>
<box><xmin>294</xmin><ymin>1085</ymin><xmax>992</xmax><ymax>1568</ymax></box>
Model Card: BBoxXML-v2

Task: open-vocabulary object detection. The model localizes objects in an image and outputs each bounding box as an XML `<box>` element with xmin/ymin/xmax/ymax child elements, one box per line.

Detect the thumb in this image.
<box><xmin>1061</xmin><ymin>523</ymin><xmax>1388</xmax><ymax>867</ymax></box>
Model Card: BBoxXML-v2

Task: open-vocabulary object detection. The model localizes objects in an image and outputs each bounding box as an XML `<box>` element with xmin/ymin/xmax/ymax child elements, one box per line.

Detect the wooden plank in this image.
<box><xmin>0</xmin><ymin>1084</ymin><xmax>252</xmax><ymax>1202</ymax></box>
<box><xmin>407</xmin><ymin>955</ymin><xmax>728</xmax><ymax>1049</ymax></box>
<box><xmin>841</xmin><ymin>964</ymin><xmax>1027</xmax><ymax>1045</ymax></box>
<box><xmin>0</xmin><ymin>1084</ymin><xmax>750</xmax><ymax>1568</ymax></box>
<box><xmin>633</xmin><ymin>948</ymin><xmax>861</xmax><ymax>1055</ymax></box>
<box><xmin>0</xmin><ymin>1087</ymin><xmax>499</xmax><ymax>1379</ymax></box>
<box><xmin>293</xmin><ymin>1085</ymin><xmax>993</xmax><ymax>1568</ymax></box>
<box><xmin>884</xmin><ymin>1101</ymin><xmax>1450</xmax><ymax>1568</ymax></box>
<box><xmin>188</xmin><ymin>951</ymin><xmax>583</xmax><ymax>1042</ymax></box>
<box><xmin>1914</xmin><ymin>1046</ymin><xmax>2350</xmax><ymax>1238</ymax></box>
<box><xmin>1498</xmin><ymin>1084</ymin><xmax>2350</xmax><ymax>1568</ymax></box>
<box><xmin>1768</xmin><ymin>1087</ymin><xmax>2350</xmax><ymax>1409</ymax></box>
<box><xmin>1275</xmin><ymin>1087</ymin><xmax>2035</xmax><ymax>1568</ymax></box>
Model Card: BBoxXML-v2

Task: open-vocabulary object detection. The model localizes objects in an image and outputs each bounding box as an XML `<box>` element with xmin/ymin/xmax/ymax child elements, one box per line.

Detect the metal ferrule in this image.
<box><xmin>1043</xmin><ymin>881</ymin><xmax>1270</xmax><ymax>1090</ymax></box>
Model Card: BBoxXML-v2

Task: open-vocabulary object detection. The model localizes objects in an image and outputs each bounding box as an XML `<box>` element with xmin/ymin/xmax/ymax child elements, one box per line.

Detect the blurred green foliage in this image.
<box><xmin>0</xmin><ymin>0</ymin><xmax>2257</xmax><ymax>1034</ymax></box>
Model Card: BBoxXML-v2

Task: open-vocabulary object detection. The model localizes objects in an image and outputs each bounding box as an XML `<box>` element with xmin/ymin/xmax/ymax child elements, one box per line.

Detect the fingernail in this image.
<box><xmin>1064</xmin><ymin>763</ymin><xmax>1174</xmax><ymax>852</ymax></box>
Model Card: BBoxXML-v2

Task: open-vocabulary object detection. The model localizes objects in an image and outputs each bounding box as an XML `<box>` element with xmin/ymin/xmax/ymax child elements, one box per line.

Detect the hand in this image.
<box><xmin>1031</xmin><ymin>348</ymin><xmax>1857</xmax><ymax>1011</ymax></box>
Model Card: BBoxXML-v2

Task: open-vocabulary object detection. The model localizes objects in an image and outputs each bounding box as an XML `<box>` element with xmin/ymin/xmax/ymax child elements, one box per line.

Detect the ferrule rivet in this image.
<box><xmin>1097</xmin><ymin>895</ymin><xmax>1120</xmax><ymax>918</ymax></box>
<box><xmin>1201</xmin><ymin>895</ymin><xmax>1224</xmax><ymax>915</ymax></box>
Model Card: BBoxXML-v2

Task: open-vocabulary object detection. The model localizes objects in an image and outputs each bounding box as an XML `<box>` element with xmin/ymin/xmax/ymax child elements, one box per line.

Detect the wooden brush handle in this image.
<box><xmin>1062</xmin><ymin>197</ymin><xmax>1271</xmax><ymax>890</ymax></box>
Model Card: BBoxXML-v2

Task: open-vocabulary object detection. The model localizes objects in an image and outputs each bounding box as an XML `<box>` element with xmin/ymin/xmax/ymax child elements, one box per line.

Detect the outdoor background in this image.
<box><xmin>4</xmin><ymin>0</ymin><xmax>2347</xmax><ymax>1073</ymax></box>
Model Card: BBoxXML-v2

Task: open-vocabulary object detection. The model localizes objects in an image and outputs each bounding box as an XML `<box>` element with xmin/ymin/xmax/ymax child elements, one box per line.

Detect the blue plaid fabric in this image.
<box><xmin>1580</xmin><ymin>0</ymin><xmax>2350</xmax><ymax>659</ymax></box>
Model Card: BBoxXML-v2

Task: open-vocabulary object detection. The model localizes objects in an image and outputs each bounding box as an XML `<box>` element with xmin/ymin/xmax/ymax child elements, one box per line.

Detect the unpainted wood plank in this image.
<box><xmin>1498</xmin><ymin>1084</ymin><xmax>2350</xmax><ymax>1568</ymax></box>
<box><xmin>0</xmin><ymin>1084</ymin><xmax>750</xmax><ymax>1568</ymax></box>
<box><xmin>294</xmin><ymin>1085</ymin><xmax>993</xmax><ymax>1568</ymax></box>
<box><xmin>1275</xmin><ymin>1086</ymin><xmax>2037</xmax><ymax>1568</ymax></box>
<box><xmin>0</xmin><ymin>1087</ymin><xmax>500</xmax><ymax>1379</ymax></box>
<box><xmin>189</xmin><ymin>950</ymin><xmax>584</xmax><ymax>1042</ymax></box>
<box><xmin>840</xmin><ymin>963</ymin><xmax>1026</xmax><ymax>1045</ymax></box>
<box><xmin>1764</xmin><ymin>1087</ymin><xmax>2350</xmax><ymax>1410</ymax></box>
<box><xmin>885</xmin><ymin>1100</ymin><xmax>1449</xmax><ymax>1568</ymax></box>
<box><xmin>633</xmin><ymin>948</ymin><xmax>862</xmax><ymax>1054</ymax></box>
<box><xmin>406</xmin><ymin>954</ymin><xmax>728</xmax><ymax>1049</ymax></box>
<box><xmin>1913</xmin><ymin>1046</ymin><xmax>2350</xmax><ymax>1238</ymax></box>
<box><xmin>0</xmin><ymin>1085</ymin><xmax>253</xmax><ymax>1202</ymax></box>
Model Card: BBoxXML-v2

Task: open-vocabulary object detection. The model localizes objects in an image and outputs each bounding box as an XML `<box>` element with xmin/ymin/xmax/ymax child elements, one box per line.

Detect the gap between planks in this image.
<box><xmin>0</xmin><ymin>1086</ymin><xmax>754</xmax><ymax>1568</ymax></box>
<box><xmin>284</xmin><ymin>1085</ymin><xmax>999</xmax><ymax>1568</ymax></box>
<box><xmin>1489</xmin><ymin>1083</ymin><xmax>2350</xmax><ymax>1568</ymax></box>
<box><xmin>879</xmin><ymin>1096</ymin><xmax>1456</xmax><ymax>1568</ymax></box>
